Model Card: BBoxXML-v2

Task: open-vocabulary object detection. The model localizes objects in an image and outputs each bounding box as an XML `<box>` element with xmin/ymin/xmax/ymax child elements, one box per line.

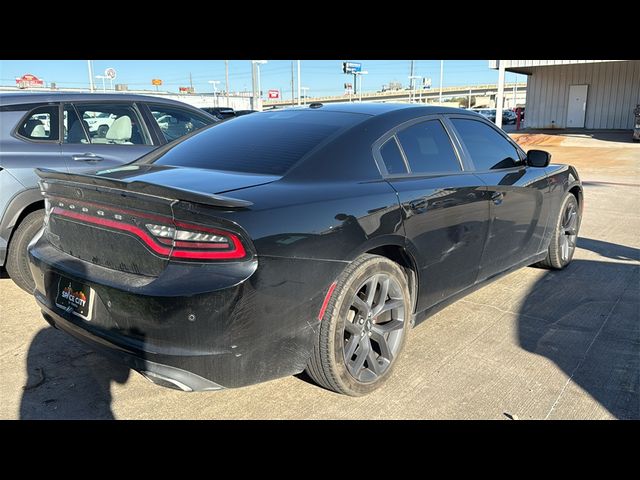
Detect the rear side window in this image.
<box><xmin>380</xmin><ymin>138</ymin><xmax>407</xmax><ymax>175</ymax></box>
<box><xmin>148</xmin><ymin>104</ymin><xmax>214</xmax><ymax>142</ymax></box>
<box><xmin>396</xmin><ymin>120</ymin><xmax>461</xmax><ymax>173</ymax></box>
<box><xmin>16</xmin><ymin>105</ymin><xmax>59</xmax><ymax>141</ymax></box>
<box><xmin>73</xmin><ymin>103</ymin><xmax>151</xmax><ymax>145</ymax></box>
<box><xmin>450</xmin><ymin>118</ymin><xmax>521</xmax><ymax>170</ymax></box>
<box><xmin>150</xmin><ymin>110</ymin><xmax>365</xmax><ymax>175</ymax></box>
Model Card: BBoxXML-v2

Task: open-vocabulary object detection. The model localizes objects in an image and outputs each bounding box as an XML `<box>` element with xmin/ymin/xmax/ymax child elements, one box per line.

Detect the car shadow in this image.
<box><xmin>20</xmin><ymin>327</ymin><xmax>130</xmax><ymax>419</ymax></box>
<box><xmin>20</xmin><ymin>256</ymin><xmax>133</xmax><ymax>419</ymax></box>
<box><xmin>517</xmin><ymin>238</ymin><xmax>639</xmax><ymax>419</ymax></box>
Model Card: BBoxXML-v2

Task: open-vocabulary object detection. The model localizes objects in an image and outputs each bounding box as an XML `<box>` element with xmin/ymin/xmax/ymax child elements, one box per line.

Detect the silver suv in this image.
<box><xmin>0</xmin><ymin>92</ymin><xmax>218</xmax><ymax>292</ymax></box>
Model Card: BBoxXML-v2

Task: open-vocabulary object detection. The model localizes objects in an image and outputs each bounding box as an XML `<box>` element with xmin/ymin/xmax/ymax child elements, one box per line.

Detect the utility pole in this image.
<box><xmin>225</xmin><ymin>60</ymin><xmax>229</xmax><ymax>100</ymax></box>
<box><xmin>251</xmin><ymin>61</ymin><xmax>258</xmax><ymax>110</ymax></box>
<box><xmin>409</xmin><ymin>60</ymin><xmax>415</xmax><ymax>90</ymax></box>
<box><xmin>468</xmin><ymin>88</ymin><xmax>472</xmax><ymax>109</ymax></box>
<box><xmin>189</xmin><ymin>72</ymin><xmax>193</xmax><ymax>92</ymax></box>
<box><xmin>439</xmin><ymin>60</ymin><xmax>444</xmax><ymax>103</ymax></box>
<box><xmin>87</xmin><ymin>60</ymin><xmax>94</xmax><ymax>92</ymax></box>
<box><xmin>297</xmin><ymin>60</ymin><xmax>301</xmax><ymax>106</ymax></box>
<box><xmin>291</xmin><ymin>61</ymin><xmax>295</xmax><ymax>107</ymax></box>
<box><xmin>513</xmin><ymin>75</ymin><xmax>517</xmax><ymax>108</ymax></box>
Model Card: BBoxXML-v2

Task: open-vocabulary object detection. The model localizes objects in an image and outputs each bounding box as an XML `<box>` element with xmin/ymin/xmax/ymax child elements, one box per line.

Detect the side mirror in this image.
<box><xmin>527</xmin><ymin>149</ymin><xmax>551</xmax><ymax>167</ymax></box>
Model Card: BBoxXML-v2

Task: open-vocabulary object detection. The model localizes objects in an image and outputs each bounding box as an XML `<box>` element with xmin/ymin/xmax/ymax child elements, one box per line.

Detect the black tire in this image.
<box><xmin>6</xmin><ymin>210</ymin><xmax>44</xmax><ymax>293</ymax></box>
<box><xmin>97</xmin><ymin>124</ymin><xmax>109</xmax><ymax>138</ymax></box>
<box><xmin>536</xmin><ymin>193</ymin><xmax>580</xmax><ymax>270</ymax></box>
<box><xmin>306</xmin><ymin>254</ymin><xmax>412</xmax><ymax>396</ymax></box>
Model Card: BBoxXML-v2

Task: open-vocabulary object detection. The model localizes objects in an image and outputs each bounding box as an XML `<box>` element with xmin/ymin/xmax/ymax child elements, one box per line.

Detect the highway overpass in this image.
<box><xmin>263</xmin><ymin>82</ymin><xmax>527</xmax><ymax>109</ymax></box>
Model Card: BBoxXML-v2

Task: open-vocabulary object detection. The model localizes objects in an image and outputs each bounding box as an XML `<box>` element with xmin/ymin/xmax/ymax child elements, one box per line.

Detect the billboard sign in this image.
<box><xmin>342</xmin><ymin>62</ymin><xmax>362</xmax><ymax>74</ymax></box>
<box><xmin>151</xmin><ymin>79</ymin><xmax>163</xmax><ymax>86</ymax></box>
<box><xmin>15</xmin><ymin>73</ymin><xmax>44</xmax><ymax>89</ymax></box>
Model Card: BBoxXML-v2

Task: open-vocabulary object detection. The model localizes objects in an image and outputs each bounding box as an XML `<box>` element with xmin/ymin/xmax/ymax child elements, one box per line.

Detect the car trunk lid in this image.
<box><xmin>37</xmin><ymin>166</ymin><xmax>262</xmax><ymax>277</ymax></box>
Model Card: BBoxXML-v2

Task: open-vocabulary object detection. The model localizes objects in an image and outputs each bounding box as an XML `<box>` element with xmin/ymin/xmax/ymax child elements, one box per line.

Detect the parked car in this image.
<box><xmin>234</xmin><ymin>109</ymin><xmax>258</xmax><ymax>117</ymax></box>
<box><xmin>201</xmin><ymin>107</ymin><xmax>237</xmax><ymax>120</ymax></box>
<box><xmin>502</xmin><ymin>109</ymin><xmax>517</xmax><ymax>124</ymax></box>
<box><xmin>474</xmin><ymin>108</ymin><xmax>496</xmax><ymax>122</ymax></box>
<box><xmin>29</xmin><ymin>103</ymin><xmax>583</xmax><ymax>396</ymax></box>
<box><xmin>0</xmin><ymin>92</ymin><xmax>218</xmax><ymax>292</ymax></box>
<box><xmin>201</xmin><ymin>107</ymin><xmax>258</xmax><ymax>120</ymax></box>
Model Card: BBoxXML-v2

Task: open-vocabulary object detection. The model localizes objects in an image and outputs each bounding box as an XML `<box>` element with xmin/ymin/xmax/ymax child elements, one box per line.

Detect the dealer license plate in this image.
<box><xmin>54</xmin><ymin>275</ymin><xmax>94</xmax><ymax>321</ymax></box>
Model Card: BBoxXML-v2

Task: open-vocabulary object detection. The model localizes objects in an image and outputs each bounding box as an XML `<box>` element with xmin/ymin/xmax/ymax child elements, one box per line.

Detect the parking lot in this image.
<box><xmin>1</xmin><ymin>131</ymin><xmax>638</xmax><ymax>420</ymax></box>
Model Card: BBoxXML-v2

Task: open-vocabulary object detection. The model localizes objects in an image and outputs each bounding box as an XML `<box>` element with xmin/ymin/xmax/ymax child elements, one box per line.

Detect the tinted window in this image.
<box><xmin>148</xmin><ymin>104</ymin><xmax>215</xmax><ymax>142</ymax></box>
<box><xmin>17</xmin><ymin>106</ymin><xmax>59</xmax><ymax>141</ymax></box>
<box><xmin>151</xmin><ymin>110</ymin><xmax>365</xmax><ymax>175</ymax></box>
<box><xmin>397</xmin><ymin>120</ymin><xmax>460</xmax><ymax>173</ymax></box>
<box><xmin>451</xmin><ymin>118</ymin><xmax>520</xmax><ymax>170</ymax></box>
<box><xmin>73</xmin><ymin>103</ymin><xmax>150</xmax><ymax>145</ymax></box>
<box><xmin>380</xmin><ymin>138</ymin><xmax>407</xmax><ymax>175</ymax></box>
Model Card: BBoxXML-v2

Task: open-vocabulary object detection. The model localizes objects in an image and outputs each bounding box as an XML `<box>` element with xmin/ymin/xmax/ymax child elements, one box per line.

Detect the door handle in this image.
<box><xmin>491</xmin><ymin>191</ymin><xmax>504</xmax><ymax>205</ymax></box>
<box><xmin>409</xmin><ymin>199</ymin><xmax>428</xmax><ymax>213</ymax></box>
<box><xmin>72</xmin><ymin>153</ymin><xmax>103</xmax><ymax>162</ymax></box>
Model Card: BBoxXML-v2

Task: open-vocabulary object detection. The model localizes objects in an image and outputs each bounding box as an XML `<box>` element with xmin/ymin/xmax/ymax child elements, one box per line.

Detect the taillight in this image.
<box><xmin>50</xmin><ymin>199</ymin><xmax>248</xmax><ymax>261</ymax></box>
<box><xmin>145</xmin><ymin>223</ymin><xmax>246</xmax><ymax>260</ymax></box>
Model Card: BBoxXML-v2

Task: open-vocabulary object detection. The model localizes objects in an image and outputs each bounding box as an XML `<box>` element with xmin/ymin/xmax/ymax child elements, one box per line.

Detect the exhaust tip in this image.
<box><xmin>140</xmin><ymin>370</ymin><xmax>193</xmax><ymax>392</ymax></box>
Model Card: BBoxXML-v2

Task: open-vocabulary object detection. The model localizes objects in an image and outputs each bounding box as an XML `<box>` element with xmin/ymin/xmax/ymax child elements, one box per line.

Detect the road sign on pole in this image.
<box><xmin>105</xmin><ymin>68</ymin><xmax>116</xmax><ymax>80</ymax></box>
<box><xmin>268</xmin><ymin>89</ymin><xmax>280</xmax><ymax>99</ymax></box>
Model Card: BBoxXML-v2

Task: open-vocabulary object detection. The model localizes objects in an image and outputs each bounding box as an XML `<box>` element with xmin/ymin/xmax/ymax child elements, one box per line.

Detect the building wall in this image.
<box><xmin>489</xmin><ymin>60</ymin><xmax>623</xmax><ymax>69</ymax></box>
<box><xmin>525</xmin><ymin>60</ymin><xmax>640</xmax><ymax>129</ymax></box>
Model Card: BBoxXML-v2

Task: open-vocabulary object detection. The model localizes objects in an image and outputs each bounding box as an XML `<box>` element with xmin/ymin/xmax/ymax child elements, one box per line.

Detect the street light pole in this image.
<box><xmin>439</xmin><ymin>60</ymin><xmax>444</xmax><ymax>103</ymax></box>
<box><xmin>408</xmin><ymin>75</ymin><xmax>422</xmax><ymax>103</ymax></box>
<box><xmin>225</xmin><ymin>60</ymin><xmax>229</xmax><ymax>102</ymax></box>
<box><xmin>297</xmin><ymin>60</ymin><xmax>301</xmax><ymax>106</ymax></box>
<box><xmin>87</xmin><ymin>60</ymin><xmax>94</xmax><ymax>92</ymax></box>
<box><xmin>95</xmin><ymin>75</ymin><xmax>107</xmax><ymax>93</ymax></box>
<box><xmin>495</xmin><ymin>60</ymin><xmax>506</xmax><ymax>128</ymax></box>
<box><xmin>208</xmin><ymin>80</ymin><xmax>220</xmax><ymax>107</ymax></box>
<box><xmin>301</xmin><ymin>87</ymin><xmax>309</xmax><ymax>105</ymax></box>
<box><xmin>355</xmin><ymin>71</ymin><xmax>368</xmax><ymax>102</ymax></box>
<box><xmin>251</xmin><ymin>60</ymin><xmax>267</xmax><ymax>111</ymax></box>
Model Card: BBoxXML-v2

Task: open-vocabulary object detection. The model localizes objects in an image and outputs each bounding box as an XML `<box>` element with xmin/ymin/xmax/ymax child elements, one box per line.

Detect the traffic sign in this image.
<box><xmin>105</xmin><ymin>68</ymin><xmax>117</xmax><ymax>80</ymax></box>
<box><xmin>151</xmin><ymin>79</ymin><xmax>163</xmax><ymax>86</ymax></box>
<box><xmin>268</xmin><ymin>89</ymin><xmax>280</xmax><ymax>99</ymax></box>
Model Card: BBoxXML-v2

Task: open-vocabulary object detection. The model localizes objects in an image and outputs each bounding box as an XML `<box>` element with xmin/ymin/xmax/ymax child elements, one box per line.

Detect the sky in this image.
<box><xmin>0</xmin><ymin>60</ymin><xmax>526</xmax><ymax>98</ymax></box>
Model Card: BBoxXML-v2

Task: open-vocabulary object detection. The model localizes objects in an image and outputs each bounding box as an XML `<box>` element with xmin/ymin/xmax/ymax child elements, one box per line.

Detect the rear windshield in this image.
<box><xmin>149</xmin><ymin>109</ymin><xmax>366</xmax><ymax>175</ymax></box>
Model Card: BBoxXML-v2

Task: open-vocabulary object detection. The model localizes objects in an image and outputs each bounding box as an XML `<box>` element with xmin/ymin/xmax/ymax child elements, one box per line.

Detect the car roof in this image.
<box><xmin>0</xmin><ymin>92</ymin><xmax>202</xmax><ymax>109</ymax></box>
<box><xmin>266</xmin><ymin>102</ymin><xmax>475</xmax><ymax>117</ymax></box>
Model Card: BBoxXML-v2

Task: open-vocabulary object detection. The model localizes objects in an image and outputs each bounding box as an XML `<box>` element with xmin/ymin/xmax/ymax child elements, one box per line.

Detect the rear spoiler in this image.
<box><xmin>35</xmin><ymin>168</ymin><xmax>253</xmax><ymax>209</ymax></box>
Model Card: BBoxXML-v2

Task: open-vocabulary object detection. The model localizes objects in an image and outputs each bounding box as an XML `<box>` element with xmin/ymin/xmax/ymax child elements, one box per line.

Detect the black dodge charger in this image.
<box><xmin>28</xmin><ymin>103</ymin><xmax>582</xmax><ymax>396</ymax></box>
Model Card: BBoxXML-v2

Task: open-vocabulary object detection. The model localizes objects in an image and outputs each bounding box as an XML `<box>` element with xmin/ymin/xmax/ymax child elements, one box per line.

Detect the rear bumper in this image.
<box><xmin>39</xmin><ymin>305</ymin><xmax>223</xmax><ymax>391</ymax></box>
<box><xmin>28</xmin><ymin>232</ymin><xmax>345</xmax><ymax>391</ymax></box>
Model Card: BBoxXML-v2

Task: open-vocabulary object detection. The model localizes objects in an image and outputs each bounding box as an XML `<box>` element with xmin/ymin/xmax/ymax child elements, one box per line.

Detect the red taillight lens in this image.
<box><xmin>51</xmin><ymin>201</ymin><xmax>248</xmax><ymax>261</ymax></box>
<box><xmin>145</xmin><ymin>223</ymin><xmax>246</xmax><ymax>260</ymax></box>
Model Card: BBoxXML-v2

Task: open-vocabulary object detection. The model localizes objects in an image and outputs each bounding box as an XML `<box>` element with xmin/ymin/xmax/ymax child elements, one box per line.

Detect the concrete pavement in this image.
<box><xmin>1</xmin><ymin>133</ymin><xmax>638</xmax><ymax>419</ymax></box>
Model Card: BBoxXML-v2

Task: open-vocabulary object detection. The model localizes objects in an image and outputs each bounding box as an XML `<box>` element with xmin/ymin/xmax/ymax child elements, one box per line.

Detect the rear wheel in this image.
<box><xmin>537</xmin><ymin>193</ymin><xmax>580</xmax><ymax>270</ymax></box>
<box><xmin>6</xmin><ymin>209</ymin><xmax>44</xmax><ymax>293</ymax></box>
<box><xmin>306</xmin><ymin>254</ymin><xmax>412</xmax><ymax>396</ymax></box>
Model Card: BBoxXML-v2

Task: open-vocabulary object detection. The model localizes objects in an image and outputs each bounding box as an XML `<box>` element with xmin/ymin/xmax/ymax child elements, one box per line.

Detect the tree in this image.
<box><xmin>451</xmin><ymin>96</ymin><xmax>470</xmax><ymax>108</ymax></box>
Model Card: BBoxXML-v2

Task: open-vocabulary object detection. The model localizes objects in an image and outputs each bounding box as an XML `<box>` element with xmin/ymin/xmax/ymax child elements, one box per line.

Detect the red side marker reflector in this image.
<box><xmin>318</xmin><ymin>282</ymin><xmax>337</xmax><ymax>321</ymax></box>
